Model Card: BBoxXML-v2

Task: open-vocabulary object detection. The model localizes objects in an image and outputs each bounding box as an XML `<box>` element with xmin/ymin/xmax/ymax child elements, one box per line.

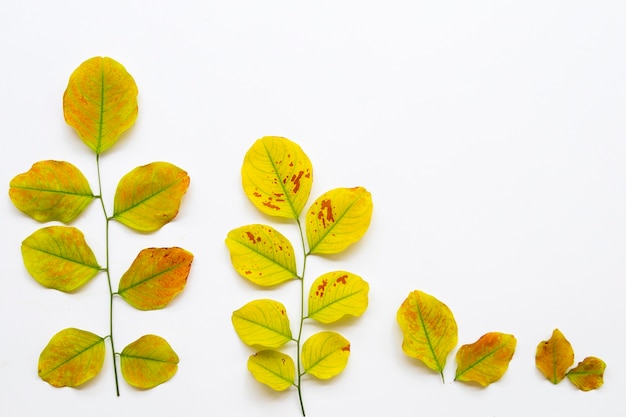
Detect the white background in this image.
<box><xmin>1</xmin><ymin>1</ymin><xmax>624</xmax><ymax>416</ymax></box>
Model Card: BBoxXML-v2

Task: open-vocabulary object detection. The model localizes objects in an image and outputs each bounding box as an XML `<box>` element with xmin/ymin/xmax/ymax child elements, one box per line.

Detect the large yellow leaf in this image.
<box><xmin>566</xmin><ymin>356</ymin><xmax>606</xmax><ymax>391</ymax></box>
<box><xmin>63</xmin><ymin>56</ymin><xmax>138</xmax><ymax>154</ymax></box>
<box><xmin>120</xmin><ymin>334</ymin><xmax>179</xmax><ymax>389</ymax></box>
<box><xmin>301</xmin><ymin>331</ymin><xmax>350</xmax><ymax>380</ymax></box>
<box><xmin>241</xmin><ymin>136</ymin><xmax>313</xmax><ymax>220</ymax></box>
<box><xmin>248</xmin><ymin>350</ymin><xmax>295</xmax><ymax>391</ymax></box>
<box><xmin>113</xmin><ymin>162</ymin><xmax>190</xmax><ymax>232</ymax></box>
<box><xmin>535</xmin><ymin>328</ymin><xmax>574</xmax><ymax>384</ymax></box>
<box><xmin>9</xmin><ymin>161</ymin><xmax>95</xmax><ymax>223</ymax></box>
<box><xmin>117</xmin><ymin>247</ymin><xmax>193</xmax><ymax>310</ymax></box>
<box><xmin>38</xmin><ymin>328</ymin><xmax>105</xmax><ymax>387</ymax></box>
<box><xmin>306</xmin><ymin>187</ymin><xmax>373</xmax><ymax>255</ymax></box>
<box><xmin>225</xmin><ymin>224</ymin><xmax>298</xmax><ymax>286</ymax></box>
<box><xmin>232</xmin><ymin>299</ymin><xmax>293</xmax><ymax>348</ymax></box>
<box><xmin>21</xmin><ymin>226</ymin><xmax>101</xmax><ymax>292</ymax></box>
<box><xmin>455</xmin><ymin>332</ymin><xmax>517</xmax><ymax>387</ymax></box>
<box><xmin>307</xmin><ymin>271</ymin><xmax>369</xmax><ymax>324</ymax></box>
<box><xmin>396</xmin><ymin>290</ymin><xmax>458</xmax><ymax>379</ymax></box>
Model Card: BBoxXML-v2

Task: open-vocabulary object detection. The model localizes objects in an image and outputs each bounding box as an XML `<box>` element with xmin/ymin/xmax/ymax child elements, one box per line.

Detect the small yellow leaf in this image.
<box><xmin>9</xmin><ymin>161</ymin><xmax>95</xmax><ymax>223</ymax></box>
<box><xmin>63</xmin><ymin>56</ymin><xmax>138</xmax><ymax>154</ymax></box>
<box><xmin>308</xmin><ymin>271</ymin><xmax>369</xmax><ymax>324</ymax></box>
<box><xmin>38</xmin><ymin>328</ymin><xmax>105</xmax><ymax>387</ymax></box>
<box><xmin>21</xmin><ymin>226</ymin><xmax>101</xmax><ymax>292</ymax></box>
<box><xmin>226</xmin><ymin>224</ymin><xmax>298</xmax><ymax>286</ymax></box>
<box><xmin>455</xmin><ymin>332</ymin><xmax>517</xmax><ymax>387</ymax></box>
<box><xmin>120</xmin><ymin>335</ymin><xmax>179</xmax><ymax>389</ymax></box>
<box><xmin>306</xmin><ymin>187</ymin><xmax>373</xmax><ymax>255</ymax></box>
<box><xmin>566</xmin><ymin>356</ymin><xmax>606</xmax><ymax>391</ymax></box>
<box><xmin>232</xmin><ymin>299</ymin><xmax>293</xmax><ymax>348</ymax></box>
<box><xmin>241</xmin><ymin>136</ymin><xmax>313</xmax><ymax>220</ymax></box>
<box><xmin>113</xmin><ymin>162</ymin><xmax>190</xmax><ymax>232</ymax></box>
<box><xmin>248</xmin><ymin>350</ymin><xmax>295</xmax><ymax>391</ymax></box>
<box><xmin>118</xmin><ymin>247</ymin><xmax>193</xmax><ymax>310</ymax></box>
<box><xmin>535</xmin><ymin>328</ymin><xmax>574</xmax><ymax>384</ymax></box>
<box><xmin>301</xmin><ymin>331</ymin><xmax>350</xmax><ymax>380</ymax></box>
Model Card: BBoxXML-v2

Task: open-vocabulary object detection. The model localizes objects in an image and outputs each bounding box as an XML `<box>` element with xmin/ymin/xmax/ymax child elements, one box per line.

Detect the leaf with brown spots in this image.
<box><xmin>455</xmin><ymin>332</ymin><xmax>517</xmax><ymax>387</ymax></box>
<box><xmin>232</xmin><ymin>299</ymin><xmax>293</xmax><ymax>348</ymax></box>
<box><xmin>301</xmin><ymin>331</ymin><xmax>350</xmax><ymax>379</ymax></box>
<box><xmin>535</xmin><ymin>328</ymin><xmax>574</xmax><ymax>384</ymax></box>
<box><xmin>120</xmin><ymin>335</ymin><xmax>179</xmax><ymax>389</ymax></box>
<box><xmin>567</xmin><ymin>356</ymin><xmax>606</xmax><ymax>391</ymax></box>
<box><xmin>307</xmin><ymin>271</ymin><xmax>369</xmax><ymax>324</ymax></box>
<box><xmin>248</xmin><ymin>350</ymin><xmax>295</xmax><ymax>391</ymax></box>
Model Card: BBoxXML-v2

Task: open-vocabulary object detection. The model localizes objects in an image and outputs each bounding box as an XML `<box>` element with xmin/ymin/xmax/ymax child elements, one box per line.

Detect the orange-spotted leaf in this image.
<box><xmin>455</xmin><ymin>332</ymin><xmax>517</xmax><ymax>387</ymax></box>
<box><xmin>9</xmin><ymin>161</ymin><xmax>95</xmax><ymax>223</ymax></box>
<box><xmin>306</xmin><ymin>187</ymin><xmax>373</xmax><ymax>255</ymax></box>
<box><xmin>113</xmin><ymin>162</ymin><xmax>190</xmax><ymax>232</ymax></box>
<box><xmin>226</xmin><ymin>224</ymin><xmax>297</xmax><ymax>286</ymax></box>
<box><xmin>566</xmin><ymin>356</ymin><xmax>606</xmax><ymax>391</ymax></box>
<box><xmin>232</xmin><ymin>299</ymin><xmax>293</xmax><ymax>348</ymax></box>
<box><xmin>120</xmin><ymin>335</ymin><xmax>179</xmax><ymax>389</ymax></box>
<box><xmin>535</xmin><ymin>328</ymin><xmax>574</xmax><ymax>384</ymax></box>
<box><xmin>307</xmin><ymin>271</ymin><xmax>369</xmax><ymax>324</ymax></box>
<box><xmin>63</xmin><ymin>56</ymin><xmax>138</xmax><ymax>154</ymax></box>
<box><xmin>248</xmin><ymin>350</ymin><xmax>295</xmax><ymax>391</ymax></box>
<box><xmin>241</xmin><ymin>136</ymin><xmax>313</xmax><ymax>220</ymax></box>
<box><xmin>21</xmin><ymin>226</ymin><xmax>101</xmax><ymax>292</ymax></box>
<box><xmin>396</xmin><ymin>290</ymin><xmax>458</xmax><ymax>379</ymax></box>
<box><xmin>117</xmin><ymin>247</ymin><xmax>193</xmax><ymax>310</ymax></box>
<box><xmin>38</xmin><ymin>328</ymin><xmax>105</xmax><ymax>387</ymax></box>
<box><xmin>301</xmin><ymin>331</ymin><xmax>350</xmax><ymax>379</ymax></box>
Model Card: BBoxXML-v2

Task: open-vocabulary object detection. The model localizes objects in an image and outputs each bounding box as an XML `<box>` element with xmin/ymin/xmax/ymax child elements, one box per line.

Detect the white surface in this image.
<box><xmin>1</xmin><ymin>1</ymin><xmax>624</xmax><ymax>416</ymax></box>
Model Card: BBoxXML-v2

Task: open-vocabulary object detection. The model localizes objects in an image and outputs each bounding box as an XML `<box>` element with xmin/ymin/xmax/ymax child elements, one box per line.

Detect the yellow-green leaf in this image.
<box><xmin>308</xmin><ymin>271</ymin><xmax>369</xmax><ymax>324</ymax></box>
<box><xmin>241</xmin><ymin>136</ymin><xmax>313</xmax><ymax>220</ymax></box>
<box><xmin>120</xmin><ymin>334</ymin><xmax>179</xmax><ymax>389</ymax></box>
<box><xmin>566</xmin><ymin>356</ymin><xmax>606</xmax><ymax>391</ymax></box>
<box><xmin>396</xmin><ymin>290</ymin><xmax>458</xmax><ymax>379</ymax></box>
<box><xmin>113</xmin><ymin>162</ymin><xmax>190</xmax><ymax>232</ymax></box>
<box><xmin>301</xmin><ymin>331</ymin><xmax>350</xmax><ymax>380</ymax></box>
<box><xmin>118</xmin><ymin>247</ymin><xmax>193</xmax><ymax>310</ymax></box>
<box><xmin>306</xmin><ymin>187</ymin><xmax>373</xmax><ymax>255</ymax></box>
<box><xmin>9</xmin><ymin>161</ymin><xmax>95</xmax><ymax>223</ymax></box>
<box><xmin>38</xmin><ymin>328</ymin><xmax>105</xmax><ymax>387</ymax></box>
<box><xmin>63</xmin><ymin>56</ymin><xmax>138</xmax><ymax>154</ymax></box>
<box><xmin>247</xmin><ymin>350</ymin><xmax>295</xmax><ymax>391</ymax></box>
<box><xmin>232</xmin><ymin>299</ymin><xmax>293</xmax><ymax>348</ymax></box>
<box><xmin>535</xmin><ymin>328</ymin><xmax>574</xmax><ymax>384</ymax></box>
<box><xmin>21</xmin><ymin>226</ymin><xmax>101</xmax><ymax>292</ymax></box>
<box><xmin>226</xmin><ymin>224</ymin><xmax>298</xmax><ymax>286</ymax></box>
<box><xmin>455</xmin><ymin>332</ymin><xmax>517</xmax><ymax>387</ymax></box>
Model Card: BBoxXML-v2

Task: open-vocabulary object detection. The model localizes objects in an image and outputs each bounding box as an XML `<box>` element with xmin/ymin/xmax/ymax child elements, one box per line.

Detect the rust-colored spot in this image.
<box><xmin>291</xmin><ymin>171</ymin><xmax>304</xmax><ymax>193</ymax></box>
<box><xmin>342</xmin><ymin>344</ymin><xmax>351</xmax><ymax>352</ymax></box>
<box><xmin>245</xmin><ymin>270</ymin><xmax>252</xmax><ymax>275</ymax></box>
<box><xmin>262</xmin><ymin>201</ymin><xmax>281</xmax><ymax>210</ymax></box>
<box><xmin>253</xmin><ymin>192</ymin><xmax>262</xmax><ymax>198</ymax></box>
<box><xmin>246</xmin><ymin>232</ymin><xmax>256</xmax><ymax>243</ymax></box>
<box><xmin>336</xmin><ymin>275</ymin><xmax>348</xmax><ymax>285</ymax></box>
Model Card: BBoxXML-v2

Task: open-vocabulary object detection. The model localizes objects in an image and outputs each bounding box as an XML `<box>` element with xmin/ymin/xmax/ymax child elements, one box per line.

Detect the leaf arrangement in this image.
<box><xmin>9</xmin><ymin>57</ymin><xmax>192</xmax><ymax>393</ymax></box>
<box><xmin>226</xmin><ymin>136</ymin><xmax>373</xmax><ymax>416</ymax></box>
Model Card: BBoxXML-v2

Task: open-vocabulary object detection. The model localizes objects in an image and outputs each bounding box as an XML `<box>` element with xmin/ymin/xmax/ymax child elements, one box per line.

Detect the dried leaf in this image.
<box><xmin>248</xmin><ymin>350</ymin><xmax>295</xmax><ymax>391</ymax></box>
<box><xmin>535</xmin><ymin>328</ymin><xmax>574</xmax><ymax>384</ymax></box>
<box><xmin>566</xmin><ymin>356</ymin><xmax>606</xmax><ymax>391</ymax></box>
<box><xmin>120</xmin><ymin>335</ymin><xmax>179</xmax><ymax>389</ymax></box>
<box><xmin>455</xmin><ymin>332</ymin><xmax>517</xmax><ymax>387</ymax></box>
<box><xmin>232</xmin><ymin>299</ymin><xmax>293</xmax><ymax>348</ymax></box>
<box><xmin>301</xmin><ymin>331</ymin><xmax>350</xmax><ymax>380</ymax></box>
<box><xmin>307</xmin><ymin>271</ymin><xmax>369</xmax><ymax>324</ymax></box>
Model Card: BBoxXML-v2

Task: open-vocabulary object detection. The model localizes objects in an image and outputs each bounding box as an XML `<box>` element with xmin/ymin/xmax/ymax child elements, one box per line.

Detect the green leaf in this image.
<box><xmin>455</xmin><ymin>332</ymin><xmax>517</xmax><ymax>387</ymax></box>
<box><xmin>566</xmin><ymin>356</ymin><xmax>606</xmax><ymax>391</ymax></box>
<box><xmin>232</xmin><ymin>299</ymin><xmax>293</xmax><ymax>348</ymax></box>
<box><xmin>301</xmin><ymin>331</ymin><xmax>350</xmax><ymax>380</ymax></box>
<box><xmin>307</xmin><ymin>271</ymin><xmax>369</xmax><ymax>324</ymax></box>
<box><xmin>120</xmin><ymin>335</ymin><xmax>179</xmax><ymax>389</ymax></box>
<box><xmin>248</xmin><ymin>350</ymin><xmax>295</xmax><ymax>391</ymax></box>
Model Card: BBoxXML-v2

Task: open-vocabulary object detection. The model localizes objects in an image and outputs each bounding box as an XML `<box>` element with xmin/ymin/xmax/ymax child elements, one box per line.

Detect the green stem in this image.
<box><xmin>295</xmin><ymin>219</ymin><xmax>308</xmax><ymax>416</ymax></box>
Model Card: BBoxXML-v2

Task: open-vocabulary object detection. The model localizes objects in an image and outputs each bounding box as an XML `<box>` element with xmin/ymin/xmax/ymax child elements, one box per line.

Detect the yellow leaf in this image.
<box><xmin>241</xmin><ymin>136</ymin><xmax>313</xmax><ymax>219</ymax></box>
<box><xmin>301</xmin><ymin>331</ymin><xmax>350</xmax><ymax>379</ymax></box>
<box><xmin>232</xmin><ymin>299</ymin><xmax>293</xmax><ymax>348</ymax></box>
<box><xmin>38</xmin><ymin>328</ymin><xmax>105</xmax><ymax>387</ymax></box>
<box><xmin>118</xmin><ymin>247</ymin><xmax>193</xmax><ymax>310</ymax></box>
<box><xmin>535</xmin><ymin>328</ymin><xmax>574</xmax><ymax>384</ymax></box>
<box><xmin>9</xmin><ymin>161</ymin><xmax>95</xmax><ymax>223</ymax></box>
<box><xmin>307</xmin><ymin>271</ymin><xmax>369</xmax><ymax>324</ymax></box>
<box><xmin>113</xmin><ymin>162</ymin><xmax>190</xmax><ymax>232</ymax></box>
<box><xmin>306</xmin><ymin>187</ymin><xmax>373</xmax><ymax>255</ymax></box>
<box><xmin>455</xmin><ymin>332</ymin><xmax>517</xmax><ymax>387</ymax></box>
<box><xmin>21</xmin><ymin>226</ymin><xmax>101</xmax><ymax>292</ymax></box>
<box><xmin>396</xmin><ymin>290</ymin><xmax>458</xmax><ymax>379</ymax></box>
<box><xmin>120</xmin><ymin>335</ymin><xmax>179</xmax><ymax>389</ymax></box>
<box><xmin>248</xmin><ymin>350</ymin><xmax>295</xmax><ymax>391</ymax></box>
<box><xmin>566</xmin><ymin>356</ymin><xmax>606</xmax><ymax>391</ymax></box>
<box><xmin>225</xmin><ymin>224</ymin><xmax>298</xmax><ymax>286</ymax></box>
<box><xmin>63</xmin><ymin>56</ymin><xmax>138</xmax><ymax>154</ymax></box>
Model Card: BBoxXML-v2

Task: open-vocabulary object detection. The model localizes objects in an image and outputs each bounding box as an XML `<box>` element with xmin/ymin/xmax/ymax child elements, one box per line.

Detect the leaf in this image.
<box><xmin>307</xmin><ymin>271</ymin><xmax>369</xmax><ymax>324</ymax></box>
<box><xmin>9</xmin><ymin>160</ymin><xmax>95</xmax><ymax>223</ymax></box>
<box><xmin>21</xmin><ymin>226</ymin><xmax>101</xmax><ymax>292</ymax></box>
<box><xmin>566</xmin><ymin>356</ymin><xmax>606</xmax><ymax>391</ymax></box>
<box><xmin>455</xmin><ymin>332</ymin><xmax>517</xmax><ymax>387</ymax></box>
<box><xmin>113</xmin><ymin>162</ymin><xmax>190</xmax><ymax>232</ymax></box>
<box><xmin>535</xmin><ymin>328</ymin><xmax>575</xmax><ymax>384</ymax></box>
<box><xmin>248</xmin><ymin>350</ymin><xmax>296</xmax><ymax>391</ymax></box>
<box><xmin>396</xmin><ymin>290</ymin><xmax>458</xmax><ymax>379</ymax></box>
<box><xmin>38</xmin><ymin>328</ymin><xmax>105</xmax><ymax>387</ymax></box>
<box><xmin>301</xmin><ymin>331</ymin><xmax>350</xmax><ymax>380</ymax></box>
<box><xmin>63</xmin><ymin>56</ymin><xmax>138</xmax><ymax>154</ymax></box>
<box><xmin>306</xmin><ymin>187</ymin><xmax>373</xmax><ymax>255</ymax></box>
<box><xmin>232</xmin><ymin>299</ymin><xmax>293</xmax><ymax>348</ymax></box>
<box><xmin>117</xmin><ymin>247</ymin><xmax>193</xmax><ymax>310</ymax></box>
<box><xmin>225</xmin><ymin>224</ymin><xmax>298</xmax><ymax>286</ymax></box>
<box><xmin>120</xmin><ymin>334</ymin><xmax>179</xmax><ymax>389</ymax></box>
<box><xmin>241</xmin><ymin>136</ymin><xmax>313</xmax><ymax>220</ymax></box>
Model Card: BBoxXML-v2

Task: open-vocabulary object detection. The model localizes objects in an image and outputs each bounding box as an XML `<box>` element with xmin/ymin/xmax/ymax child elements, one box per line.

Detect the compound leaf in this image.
<box><xmin>248</xmin><ymin>350</ymin><xmax>295</xmax><ymax>391</ymax></box>
<box><xmin>566</xmin><ymin>356</ymin><xmax>606</xmax><ymax>391</ymax></box>
<box><xmin>120</xmin><ymin>335</ymin><xmax>179</xmax><ymax>389</ymax></box>
<box><xmin>535</xmin><ymin>328</ymin><xmax>574</xmax><ymax>384</ymax></box>
<box><xmin>232</xmin><ymin>299</ymin><xmax>293</xmax><ymax>348</ymax></box>
<box><xmin>301</xmin><ymin>331</ymin><xmax>350</xmax><ymax>380</ymax></box>
<box><xmin>455</xmin><ymin>332</ymin><xmax>517</xmax><ymax>387</ymax></box>
<box><xmin>307</xmin><ymin>271</ymin><xmax>369</xmax><ymax>324</ymax></box>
